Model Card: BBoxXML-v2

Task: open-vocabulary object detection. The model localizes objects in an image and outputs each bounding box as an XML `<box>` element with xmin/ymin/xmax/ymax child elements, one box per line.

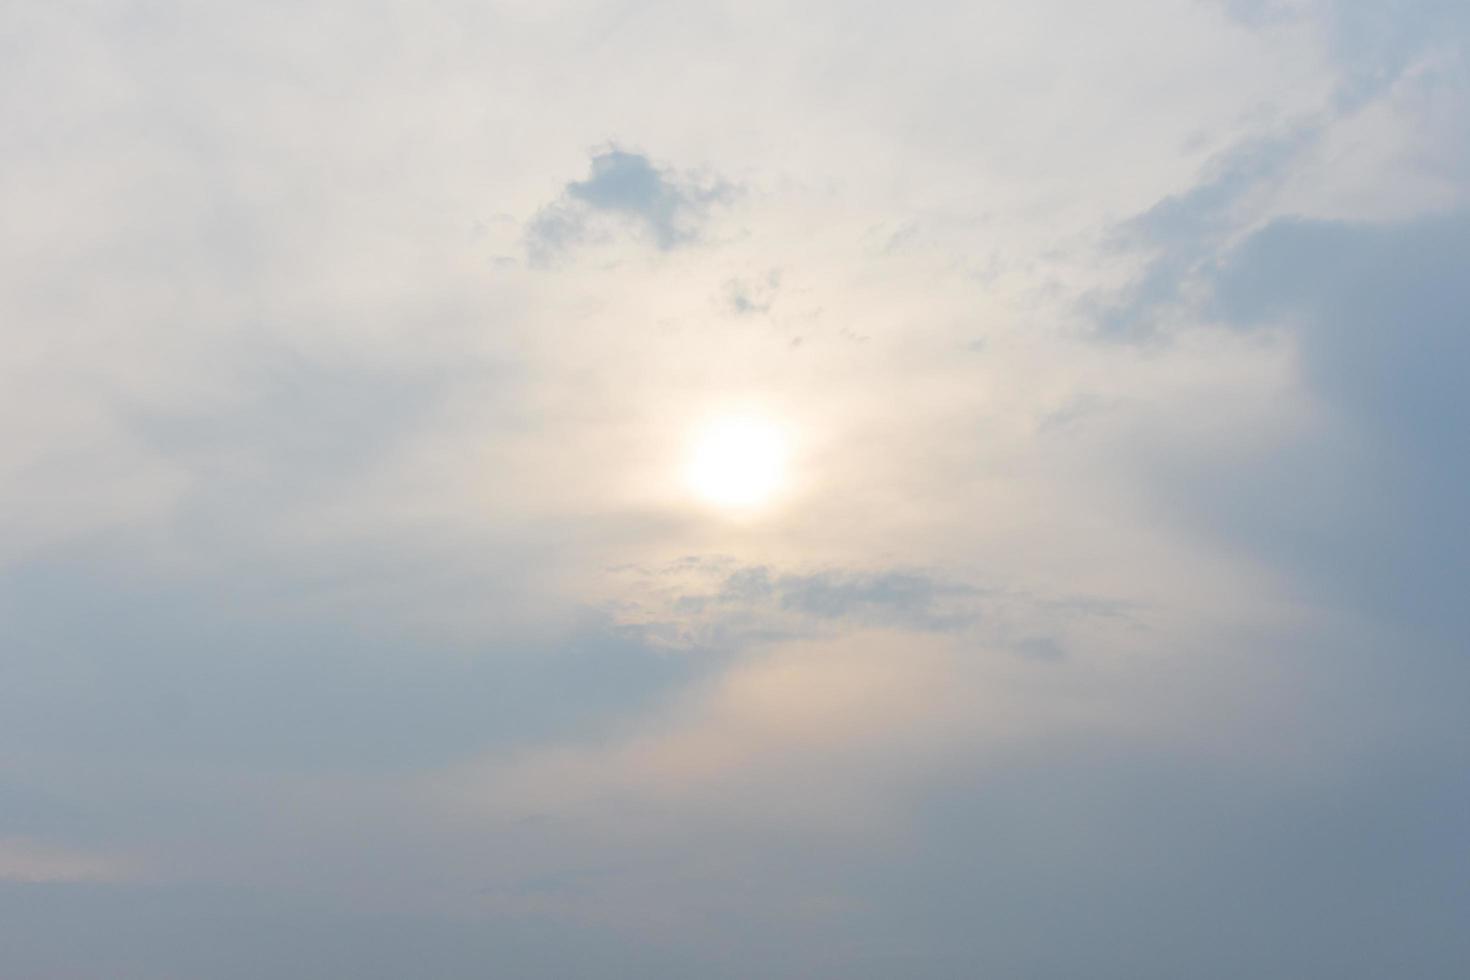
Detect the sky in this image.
<box><xmin>2</xmin><ymin>1</ymin><xmax>1468</xmax><ymax>976</ymax></box>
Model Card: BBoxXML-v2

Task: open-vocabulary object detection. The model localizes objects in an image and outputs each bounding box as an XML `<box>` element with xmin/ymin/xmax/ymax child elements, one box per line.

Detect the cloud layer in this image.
<box><xmin>2</xmin><ymin>1</ymin><xmax>1468</xmax><ymax>977</ymax></box>
<box><xmin>527</xmin><ymin>148</ymin><xmax>733</xmax><ymax>260</ymax></box>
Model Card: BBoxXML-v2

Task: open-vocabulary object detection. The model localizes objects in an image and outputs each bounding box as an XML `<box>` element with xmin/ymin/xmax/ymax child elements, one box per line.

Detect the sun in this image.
<box><xmin>685</xmin><ymin>413</ymin><xmax>791</xmax><ymax>511</ymax></box>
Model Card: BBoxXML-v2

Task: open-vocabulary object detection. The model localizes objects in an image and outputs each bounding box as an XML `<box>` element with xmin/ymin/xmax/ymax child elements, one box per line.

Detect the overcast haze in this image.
<box><xmin>3</xmin><ymin>1</ymin><xmax>1469</xmax><ymax>977</ymax></box>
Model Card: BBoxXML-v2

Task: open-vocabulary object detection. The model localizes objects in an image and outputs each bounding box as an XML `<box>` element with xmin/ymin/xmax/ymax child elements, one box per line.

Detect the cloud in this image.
<box><xmin>724</xmin><ymin>270</ymin><xmax>780</xmax><ymax>315</ymax></box>
<box><xmin>1091</xmin><ymin>126</ymin><xmax>1315</xmax><ymax>340</ymax></box>
<box><xmin>1097</xmin><ymin>1</ymin><xmax>1470</xmax><ymax>341</ymax></box>
<box><xmin>1211</xmin><ymin>0</ymin><xmax>1308</xmax><ymax>29</ymax></box>
<box><xmin>1319</xmin><ymin>0</ymin><xmax>1470</xmax><ymax>107</ymax></box>
<box><xmin>1215</xmin><ymin>0</ymin><xmax>1470</xmax><ymax>107</ymax></box>
<box><xmin>655</xmin><ymin>563</ymin><xmax>984</xmax><ymax>638</ymax></box>
<box><xmin>1088</xmin><ymin>23</ymin><xmax>1470</xmax><ymax>631</ymax></box>
<box><xmin>3</xmin><ymin>0</ymin><xmax>1468</xmax><ymax>975</ymax></box>
<box><xmin>121</xmin><ymin>344</ymin><xmax>446</xmax><ymax>543</ymax></box>
<box><xmin>770</xmin><ymin>569</ymin><xmax>979</xmax><ymax>629</ymax></box>
<box><xmin>0</xmin><ymin>838</ymin><xmax>135</xmax><ymax>884</ymax></box>
<box><xmin>1189</xmin><ymin>211</ymin><xmax>1470</xmax><ymax>635</ymax></box>
<box><xmin>605</xmin><ymin>558</ymin><xmax>1124</xmax><ymax>666</ymax></box>
<box><xmin>526</xmin><ymin>148</ymin><xmax>733</xmax><ymax>262</ymax></box>
<box><xmin>0</xmin><ymin>552</ymin><xmax>704</xmax><ymax>774</ymax></box>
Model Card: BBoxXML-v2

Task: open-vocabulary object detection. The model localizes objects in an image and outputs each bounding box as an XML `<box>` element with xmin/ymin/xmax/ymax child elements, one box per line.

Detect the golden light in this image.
<box><xmin>685</xmin><ymin>413</ymin><xmax>791</xmax><ymax>511</ymax></box>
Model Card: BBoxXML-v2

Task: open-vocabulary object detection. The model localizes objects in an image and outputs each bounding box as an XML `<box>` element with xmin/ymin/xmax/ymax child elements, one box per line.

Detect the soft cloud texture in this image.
<box><xmin>0</xmin><ymin>839</ymin><xmax>135</xmax><ymax>885</ymax></box>
<box><xmin>1198</xmin><ymin>212</ymin><xmax>1470</xmax><ymax>635</ymax></box>
<box><xmin>3</xmin><ymin>1</ymin><xmax>1468</xmax><ymax>977</ymax></box>
<box><xmin>526</xmin><ymin>148</ymin><xmax>733</xmax><ymax>261</ymax></box>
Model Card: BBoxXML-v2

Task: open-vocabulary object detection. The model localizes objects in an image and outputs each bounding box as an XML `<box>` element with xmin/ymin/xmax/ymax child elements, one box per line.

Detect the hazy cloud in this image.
<box><xmin>0</xmin><ymin>838</ymin><xmax>135</xmax><ymax>885</ymax></box>
<box><xmin>712</xmin><ymin>565</ymin><xmax>981</xmax><ymax>631</ymax></box>
<box><xmin>1192</xmin><ymin>211</ymin><xmax>1470</xmax><ymax>635</ymax></box>
<box><xmin>1091</xmin><ymin>125</ymin><xmax>1315</xmax><ymax>340</ymax></box>
<box><xmin>724</xmin><ymin>270</ymin><xmax>780</xmax><ymax>315</ymax></box>
<box><xmin>526</xmin><ymin>148</ymin><xmax>733</xmax><ymax>262</ymax></box>
<box><xmin>4</xmin><ymin>0</ymin><xmax>1469</xmax><ymax>975</ymax></box>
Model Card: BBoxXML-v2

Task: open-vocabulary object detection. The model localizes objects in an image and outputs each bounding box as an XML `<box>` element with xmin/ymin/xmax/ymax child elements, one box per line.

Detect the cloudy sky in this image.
<box><xmin>3</xmin><ymin>1</ymin><xmax>1468</xmax><ymax>976</ymax></box>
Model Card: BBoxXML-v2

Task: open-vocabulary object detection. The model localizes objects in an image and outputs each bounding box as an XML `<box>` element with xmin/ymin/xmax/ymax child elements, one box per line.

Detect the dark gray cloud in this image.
<box><xmin>526</xmin><ymin>149</ymin><xmax>733</xmax><ymax>262</ymax></box>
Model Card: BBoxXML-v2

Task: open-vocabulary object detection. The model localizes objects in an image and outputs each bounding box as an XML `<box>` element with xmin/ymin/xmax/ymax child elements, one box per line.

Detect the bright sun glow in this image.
<box><xmin>686</xmin><ymin>414</ymin><xmax>790</xmax><ymax>510</ymax></box>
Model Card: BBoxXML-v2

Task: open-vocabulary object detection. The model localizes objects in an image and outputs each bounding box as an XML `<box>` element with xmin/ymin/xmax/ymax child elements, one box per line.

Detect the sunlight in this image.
<box><xmin>685</xmin><ymin>413</ymin><xmax>790</xmax><ymax>511</ymax></box>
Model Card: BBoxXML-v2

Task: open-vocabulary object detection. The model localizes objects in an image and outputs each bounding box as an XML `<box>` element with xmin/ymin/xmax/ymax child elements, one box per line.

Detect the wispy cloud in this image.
<box><xmin>526</xmin><ymin>148</ymin><xmax>733</xmax><ymax>262</ymax></box>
